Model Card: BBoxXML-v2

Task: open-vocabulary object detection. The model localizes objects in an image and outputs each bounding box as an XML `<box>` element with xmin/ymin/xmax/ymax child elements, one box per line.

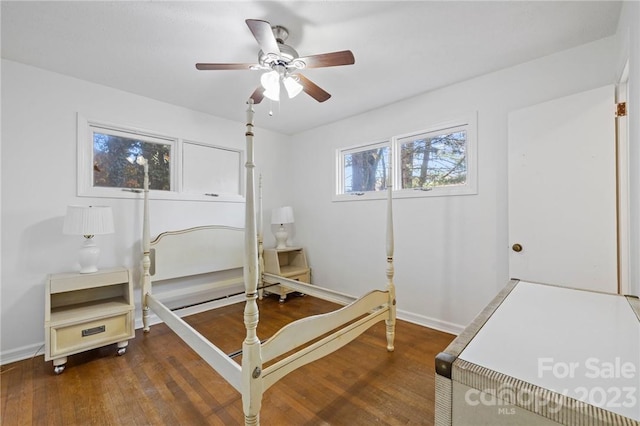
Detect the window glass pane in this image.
<box><xmin>182</xmin><ymin>142</ymin><xmax>241</xmax><ymax>196</ymax></box>
<box><xmin>343</xmin><ymin>145</ymin><xmax>390</xmax><ymax>193</ymax></box>
<box><xmin>92</xmin><ymin>131</ymin><xmax>171</xmax><ymax>191</ymax></box>
<box><xmin>399</xmin><ymin>130</ymin><xmax>467</xmax><ymax>190</ymax></box>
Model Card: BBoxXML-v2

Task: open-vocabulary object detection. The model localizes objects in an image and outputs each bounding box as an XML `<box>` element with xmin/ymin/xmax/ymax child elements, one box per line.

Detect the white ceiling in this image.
<box><xmin>1</xmin><ymin>1</ymin><xmax>621</xmax><ymax>135</ymax></box>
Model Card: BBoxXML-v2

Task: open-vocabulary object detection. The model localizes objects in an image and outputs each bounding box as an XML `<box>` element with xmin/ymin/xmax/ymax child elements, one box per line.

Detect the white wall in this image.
<box><xmin>290</xmin><ymin>36</ymin><xmax>619</xmax><ymax>333</ymax></box>
<box><xmin>0</xmin><ymin>60</ymin><xmax>291</xmax><ymax>363</ymax></box>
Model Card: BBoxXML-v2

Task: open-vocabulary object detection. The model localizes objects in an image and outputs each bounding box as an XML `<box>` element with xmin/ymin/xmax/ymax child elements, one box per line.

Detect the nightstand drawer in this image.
<box><xmin>50</xmin><ymin>312</ymin><xmax>132</xmax><ymax>357</ymax></box>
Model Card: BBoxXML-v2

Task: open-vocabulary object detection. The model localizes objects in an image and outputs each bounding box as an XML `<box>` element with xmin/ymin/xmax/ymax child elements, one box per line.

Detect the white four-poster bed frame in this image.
<box><xmin>140</xmin><ymin>101</ymin><xmax>397</xmax><ymax>425</ymax></box>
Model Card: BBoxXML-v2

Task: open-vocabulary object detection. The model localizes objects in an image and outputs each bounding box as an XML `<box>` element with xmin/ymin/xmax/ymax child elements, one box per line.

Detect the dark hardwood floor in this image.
<box><xmin>1</xmin><ymin>294</ymin><xmax>454</xmax><ymax>425</ymax></box>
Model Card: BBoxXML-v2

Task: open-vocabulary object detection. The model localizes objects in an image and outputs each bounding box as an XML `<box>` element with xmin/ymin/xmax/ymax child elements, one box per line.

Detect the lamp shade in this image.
<box><xmin>63</xmin><ymin>205</ymin><xmax>114</xmax><ymax>236</ymax></box>
<box><xmin>271</xmin><ymin>206</ymin><xmax>294</xmax><ymax>225</ymax></box>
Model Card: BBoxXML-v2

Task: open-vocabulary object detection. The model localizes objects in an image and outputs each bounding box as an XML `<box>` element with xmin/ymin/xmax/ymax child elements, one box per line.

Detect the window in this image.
<box><xmin>335</xmin><ymin>113</ymin><xmax>477</xmax><ymax>200</ymax></box>
<box><xmin>92</xmin><ymin>127</ymin><xmax>173</xmax><ymax>191</ymax></box>
<box><xmin>77</xmin><ymin>115</ymin><xmax>244</xmax><ymax>202</ymax></box>
<box><xmin>182</xmin><ymin>141</ymin><xmax>242</xmax><ymax>196</ymax></box>
<box><xmin>339</xmin><ymin>141</ymin><xmax>390</xmax><ymax>195</ymax></box>
<box><xmin>398</xmin><ymin>126</ymin><xmax>468</xmax><ymax>190</ymax></box>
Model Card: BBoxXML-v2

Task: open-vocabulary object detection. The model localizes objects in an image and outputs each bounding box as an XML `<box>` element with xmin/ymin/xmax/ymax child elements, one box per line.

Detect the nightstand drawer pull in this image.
<box><xmin>82</xmin><ymin>325</ymin><xmax>106</xmax><ymax>337</ymax></box>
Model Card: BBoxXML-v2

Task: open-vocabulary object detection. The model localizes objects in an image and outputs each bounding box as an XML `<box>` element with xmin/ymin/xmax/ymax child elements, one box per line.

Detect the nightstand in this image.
<box><xmin>263</xmin><ymin>247</ymin><xmax>311</xmax><ymax>302</ymax></box>
<box><xmin>44</xmin><ymin>267</ymin><xmax>135</xmax><ymax>374</ymax></box>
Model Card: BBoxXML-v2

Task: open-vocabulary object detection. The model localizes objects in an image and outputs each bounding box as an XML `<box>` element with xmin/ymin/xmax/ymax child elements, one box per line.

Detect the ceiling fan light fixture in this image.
<box><xmin>261</xmin><ymin>70</ymin><xmax>280</xmax><ymax>101</ymax></box>
<box><xmin>283</xmin><ymin>76</ymin><xmax>303</xmax><ymax>99</ymax></box>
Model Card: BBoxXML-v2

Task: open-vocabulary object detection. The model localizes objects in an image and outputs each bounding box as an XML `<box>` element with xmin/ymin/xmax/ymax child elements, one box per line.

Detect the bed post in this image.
<box><xmin>242</xmin><ymin>99</ymin><xmax>263</xmax><ymax>426</ymax></box>
<box><xmin>141</xmin><ymin>159</ymin><xmax>152</xmax><ymax>333</ymax></box>
<box><xmin>385</xmin><ymin>166</ymin><xmax>396</xmax><ymax>351</ymax></box>
<box><xmin>257</xmin><ymin>174</ymin><xmax>264</xmax><ymax>300</ymax></box>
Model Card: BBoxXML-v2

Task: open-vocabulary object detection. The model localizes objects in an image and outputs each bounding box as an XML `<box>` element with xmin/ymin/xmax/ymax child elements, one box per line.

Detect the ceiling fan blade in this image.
<box><xmin>250</xmin><ymin>86</ymin><xmax>265</xmax><ymax>104</ymax></box>
<box><xmin>298</xmin><ymin>74</ymin><xmax>331</xmax><ymax>102</ymax></box>
<box><xmin>297</xmin><ymin>50</ymin><xmax>355</xmax><ymax>68</ymax></box>
<box><xmin>246</xmin><ymin>19</ymin><xmax>281</xmax><ymax>56</ymax></box>
<box><xmin>195</xmin><ymin>63</ymin><xmax>258</xmax><ymax>71</ymax></box>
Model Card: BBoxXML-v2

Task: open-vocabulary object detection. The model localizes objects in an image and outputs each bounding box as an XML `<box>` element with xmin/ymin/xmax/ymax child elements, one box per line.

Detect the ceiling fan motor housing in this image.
<box><xmin>258</xmin><ymin>47</ymin><xmax>302</xmax><ymax>70</ymax></box>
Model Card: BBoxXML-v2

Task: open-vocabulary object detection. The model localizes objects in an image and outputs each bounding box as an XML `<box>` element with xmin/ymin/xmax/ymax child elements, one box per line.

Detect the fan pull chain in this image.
<box><xmin>267</xmin><ymin>99</ymin><xmax>281</xmax><ymax>117</ymax></box>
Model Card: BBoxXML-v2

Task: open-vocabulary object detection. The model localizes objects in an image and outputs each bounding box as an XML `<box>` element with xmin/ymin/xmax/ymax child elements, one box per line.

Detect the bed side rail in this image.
<box><xmin>261</xmin><ymin>287</ymin><xmax>389</xmax><ymax>363</ymax></box>
<box><xmin>263</xmin><ymin>273</ymin><xmax>357</xmax><ymax>306</ymax></box>
<box><xmin>146</xmin><ymin>293</ymin><xmax>242</xmax><ymax>391</ymax></box>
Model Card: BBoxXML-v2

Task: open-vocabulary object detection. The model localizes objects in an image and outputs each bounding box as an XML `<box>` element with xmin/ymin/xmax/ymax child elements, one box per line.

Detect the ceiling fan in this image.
<box><xmin>196</xmin><ymin>19</ymin><xmax>355</xmax><ymax>104</ymax></box>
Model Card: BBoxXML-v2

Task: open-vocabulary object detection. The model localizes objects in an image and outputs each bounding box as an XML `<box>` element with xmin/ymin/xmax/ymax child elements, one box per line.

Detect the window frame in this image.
<box><xmin>334</xmin><ymin>112</ymin><xmax>477</xmax><ymax>202</ymax></box>
<box><xmin>335</xmin><ymin>139</ymin><xmax>391</xmax><ymax>201</ymax></box>
<box><xmin>77</xmin><ymin>114</ymin><xmax>244</xmax><ymax>202</ymax></box>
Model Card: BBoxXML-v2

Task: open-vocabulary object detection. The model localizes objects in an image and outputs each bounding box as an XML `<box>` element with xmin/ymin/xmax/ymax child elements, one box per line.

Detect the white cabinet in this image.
<box><xmin>263</xmin><ymin>247</ymin><xmax>310</xmax><ymax>302</ymax></box>
<box><xmin>44</xmin><ymin>267</ymin><xmax>135</xmax><ymax>374</ymax></box>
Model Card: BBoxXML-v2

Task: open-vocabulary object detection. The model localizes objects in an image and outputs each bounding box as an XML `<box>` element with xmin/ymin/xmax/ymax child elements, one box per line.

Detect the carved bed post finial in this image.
<box><xmin>242</xmin><ymin>99</ymin><xmax>263</xmax><ymax>425</ymax></box>
<box><xmin>141</xmin><ymin>158</ymin><xmax>151</xmax><ymax>332</ymax></box>
<box><xmin>385</xmin><ymin>165</ymin><xmax>396</xmax><ymax>352</ymax></box>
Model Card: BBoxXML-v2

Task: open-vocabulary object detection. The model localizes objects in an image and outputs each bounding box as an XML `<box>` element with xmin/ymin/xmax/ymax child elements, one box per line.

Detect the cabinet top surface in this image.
<box><xmin>49</xmin><ymin>267</ymin><xmax>128</xmax><ymax>280</ymax></box>
<box><xmin>267</xmin><ymin>247</ymin><xmax>303</xmax><ymax>252</ymax></box>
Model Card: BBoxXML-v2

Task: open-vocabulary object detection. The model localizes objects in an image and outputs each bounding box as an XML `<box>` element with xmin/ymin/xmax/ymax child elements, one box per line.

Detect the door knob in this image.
<box><xmin>512</xmin><ymin>243</ymin><xmax>523</xmax><ymax>253</ymax></box>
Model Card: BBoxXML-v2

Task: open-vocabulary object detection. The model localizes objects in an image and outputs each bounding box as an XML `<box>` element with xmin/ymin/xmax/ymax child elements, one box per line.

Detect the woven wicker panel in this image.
<box><xmin>435</xmin><ymin>374</ymin><xmax>453</xmax><ymax>426</ymax></box>
<box><xmin>452</xmin><ymin>358</ymin><xmax>639</xmax><ymax>426</ymax></box>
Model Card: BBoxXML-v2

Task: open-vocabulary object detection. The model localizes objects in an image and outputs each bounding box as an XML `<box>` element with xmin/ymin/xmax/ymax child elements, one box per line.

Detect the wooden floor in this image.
<box><xmin>1</xmin><ymin>294</ymin><xmax>454</xmax><ymax>425</ymax></box>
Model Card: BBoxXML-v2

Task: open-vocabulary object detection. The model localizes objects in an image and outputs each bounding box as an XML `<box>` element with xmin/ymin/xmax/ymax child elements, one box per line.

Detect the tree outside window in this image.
<box><xmin>92</xmin><ymin>131</ymin><xmax>171</xmax><ymax>191</ymax></box>
<box><xmin>399</xmin><ymin>130</ymin><xmax>467</xmax><ymax>190</ymax></box>
<box><xmin>343</xmin><ymin>145</ymin><xmax>390</xmax><ymax>193</ymax></box>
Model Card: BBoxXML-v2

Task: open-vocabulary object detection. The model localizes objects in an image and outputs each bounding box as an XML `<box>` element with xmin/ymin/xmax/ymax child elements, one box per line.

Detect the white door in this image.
<box><xmin>508</xmin><ymin>85</ymin><xmax>617</xmax><ymax>293</ymax></box>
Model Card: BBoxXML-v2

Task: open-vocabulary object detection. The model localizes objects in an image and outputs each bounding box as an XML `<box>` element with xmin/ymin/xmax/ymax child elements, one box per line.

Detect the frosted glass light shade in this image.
<box><xmin>261</xmin><ymin>70</ymin><xmax>280</xmax><ymax>101</ymax></box>
<box><xmin>63</xmin><ymin>205</ymin><xmax>114</xmax><ymax>236</ymax></box>
<box><xmin>283</xmin><ymin>76</ymin><xmax>303</xmax><ymax>98</ymax></box>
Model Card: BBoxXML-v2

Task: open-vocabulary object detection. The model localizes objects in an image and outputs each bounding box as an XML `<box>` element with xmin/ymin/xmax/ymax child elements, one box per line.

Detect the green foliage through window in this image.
<box><xmin>92</xmin><ymin>131</ymin><xmax>171</xmax><ymax>191</ymax></box>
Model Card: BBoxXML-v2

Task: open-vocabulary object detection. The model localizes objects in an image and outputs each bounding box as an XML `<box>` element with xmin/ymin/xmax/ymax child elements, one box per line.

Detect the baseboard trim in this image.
<box><xmin>396</xmin><ymin>309</ymin><xmax>464</xmax><ymax>336</ymax></box>
<box><xmin>1</xmin><ymin>342</ymin><xmax>45</xmax><ymax>366</ymax></box>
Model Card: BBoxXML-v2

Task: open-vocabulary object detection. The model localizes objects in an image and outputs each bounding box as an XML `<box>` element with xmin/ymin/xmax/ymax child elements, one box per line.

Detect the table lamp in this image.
<box><xmin>271</xmin><ymin>206</ymin><xmax>294</xmax><ymax>249</ymax></box>
<box><xmin>63</xmin><ymin>205</ymin><xmax>114</xmax><ymax>273</ymax></box>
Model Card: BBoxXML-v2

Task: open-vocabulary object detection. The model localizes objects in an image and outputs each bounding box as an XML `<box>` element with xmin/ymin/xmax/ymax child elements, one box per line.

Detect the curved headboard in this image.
<box><xmin>150</xmin><ymin>225</ymin><xmax>244</xmax><ymax>281</ymax></box>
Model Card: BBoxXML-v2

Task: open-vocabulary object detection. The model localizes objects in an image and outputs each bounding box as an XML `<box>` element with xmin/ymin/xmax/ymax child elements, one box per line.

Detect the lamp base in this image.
<box><xmin>275</xmin><ymin>226</ymin><xmax>288</xmax><ymax>249</ymax></box>
<box><xmin>78</xmin><ymin>237</ymin><xmax>100</xmax><ymax>274</ymax></box>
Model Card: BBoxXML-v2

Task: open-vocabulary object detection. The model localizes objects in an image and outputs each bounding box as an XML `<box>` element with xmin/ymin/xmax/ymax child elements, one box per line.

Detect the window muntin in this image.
<box><xmin>398</xmin><ymin>126</ymin><xmax>467</xmax><ymax>191</ymax></box>
<box><xmin>341</xmin><ymin>142</ymin><xmax>390</xmax><ymax>194</ymax></box>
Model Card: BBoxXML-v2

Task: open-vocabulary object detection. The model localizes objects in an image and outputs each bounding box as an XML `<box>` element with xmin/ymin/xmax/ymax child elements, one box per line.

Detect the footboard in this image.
<box><xmin>260</xmin><ymin>287</ymin><xmax>392</xmax><ymax>390</ymax></box>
